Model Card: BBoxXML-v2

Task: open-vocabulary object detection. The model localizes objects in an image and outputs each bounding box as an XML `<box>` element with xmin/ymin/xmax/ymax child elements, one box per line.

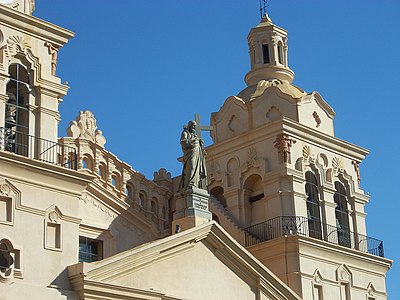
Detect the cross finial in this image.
<box><xmin>194</xmin><ymin>114</ymin><xmax>213</xmax><ymax>140</ymax></box>
<box><xmin>259</xmin><ymin>0</ymin><xmax>269</xmax><ymax>19</ymax></box>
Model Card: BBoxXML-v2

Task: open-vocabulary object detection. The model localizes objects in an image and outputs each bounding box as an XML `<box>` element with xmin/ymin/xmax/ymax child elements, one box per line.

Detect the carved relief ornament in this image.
<box><xmin>332</xmin><ymin>156</ymin><xmax>344</xmax><ymax>173</ymax></box>
<box><xmin>5</xmin><ymin>36</ymin><xmax>31</xmax><ymax>58</ymax></box>
<box><xmin>246</xmin><ymin>147</ymin><xmax>257</xmax><ymax>166</ymax></box>
<box><xmin>67</xmin><ymin>110</ymin><xmax>106</xmax><ymax>147</ymax></box>
<box><xmin>352</xmin><ymin>161</ymin><xmax>361</xmax><ymax>187</ymax></box>
<box><xmin>274</xmin><ymin>134</ymin><xmax>296</xmax><ymax>164</ymax></box>
<box><xmin>44</xmin><ymin>42</ymin><xmax>59</xmax><ymax>76</ymax></box>
<box><xmin>0</xmin><ymin>183</ymin><xmax>11</xmax><ymax>196</ymax></box>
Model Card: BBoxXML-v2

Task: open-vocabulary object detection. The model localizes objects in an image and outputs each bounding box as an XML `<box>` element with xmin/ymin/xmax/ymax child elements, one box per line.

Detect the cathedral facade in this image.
<box><xmin>0</xmin><ymin>1</ymin><xmax>391</xmax><ymax>299</ymax></box>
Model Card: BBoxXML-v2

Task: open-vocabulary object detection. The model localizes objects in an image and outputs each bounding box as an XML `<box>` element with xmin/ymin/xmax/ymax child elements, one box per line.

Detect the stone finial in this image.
<box><xmin>153</xmin><ymin>168</ymin><xmax>173</xmax><ymax>190</ymax></box>
<box><xmin>67</xmin><ymin>110</ymin><xmax>106</xmax><ymax>147</ymax></box>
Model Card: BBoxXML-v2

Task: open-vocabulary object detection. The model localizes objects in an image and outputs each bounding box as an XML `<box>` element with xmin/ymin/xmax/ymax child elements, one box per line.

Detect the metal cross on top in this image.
<box><xmin>259</xmin><ymin>0</ymin><xmax>269</xmax><ymax>19</ymax></box>
<box><xmin>194</xmin><ymin>114</ymin><xmax>213</xmax><ymax>140</ymax></box>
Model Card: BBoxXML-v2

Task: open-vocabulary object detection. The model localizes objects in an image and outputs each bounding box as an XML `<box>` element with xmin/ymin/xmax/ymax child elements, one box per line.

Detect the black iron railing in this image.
<box><xmin>244</xmin><ymin>216</ymin><xmax>384</xmax><ymax>257</ymax></box>
<box><xmin>0</xmin><ymin>127</ymin><xmax>77</xmax><ymax>170</ymax></box>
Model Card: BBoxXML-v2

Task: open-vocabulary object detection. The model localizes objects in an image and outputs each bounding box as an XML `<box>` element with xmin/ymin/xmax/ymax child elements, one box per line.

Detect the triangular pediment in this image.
<box><xmin>68</xmin><ymin>222</ymin><xmax>301</xmax><ymax>300</ymax></box>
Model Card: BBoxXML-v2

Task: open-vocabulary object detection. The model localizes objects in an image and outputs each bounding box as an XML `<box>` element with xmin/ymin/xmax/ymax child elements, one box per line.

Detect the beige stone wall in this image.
<box><xmin>109</xmin><ymin>242</ymin><xmax>258</xmax><ymax>300</ymax></box>
<box><xmin>248</xmin><ymin>236</ymin><xmax>391</xmax><ymax>300</ymax></box>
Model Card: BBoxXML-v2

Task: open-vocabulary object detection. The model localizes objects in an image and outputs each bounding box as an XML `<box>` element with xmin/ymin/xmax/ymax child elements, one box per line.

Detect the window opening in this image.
<box><xmin>126</xmin><ymin>184</ymin><xmax>134</xmax><ymax>200</ymax></box>
<box><xmin>278</xmin><ymin>43</ymin><xmax>283</xmax><ymax>64</ymax></box>
<box><xmin>305</xmin><ymin>171</ymin><xmax>322</xmax><ymax>239</ymax></box>
<box><xmin>79</xmin><ymin>236</ymin><xmax>103</xmax><ymax>263</ymax></box>
<box><xmin>4</xmin><ymin>64</ymin><xmax>30</xmax><ymax>157</ymax></box>
<box><xmin>262</xmin><ymin>44</ymin><xmax>270</xmax><ymax>64</ymax></box>
<box><xmin>139</xmin><ymin>193</ymin><xmax>145</xmax><ymax>207</ymax></box>
<box><xmin>0</xmin><ymin>242</ymin><xmax>13</xmax><ymax>274</ymax></box>
<box><xmin>313</xmin><ymin>285</ymin><xmax>323</xmax><ymax>300</ymax></box>
<box><xmin>334</xmin><ymin>182</ymin><xmax>351</xmax><ymax>247</ymax></box>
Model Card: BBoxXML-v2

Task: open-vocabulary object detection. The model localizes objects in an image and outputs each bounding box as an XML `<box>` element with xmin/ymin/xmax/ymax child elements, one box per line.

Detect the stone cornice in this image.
<box><xmin>296</xmin><ymin>235</ymin><xmax>392</xmax><ymax>268</ymax></box>
<box><xmin>0</xmin><ymin>151</ymin><xmax>94</xmax><ymax>194</ymax></box>
<box><xmin>207</xmin><ymin>118</ymin><xmax>368</xmax><ymax>161</ymax></box>
<box><xmin>0</xmin><ymin>5</ymin><xmax>74</xmax><ymax>47</ymax></box>
<box><xmin>281</xmin><ymin>118</ymin><xmax>368</xmax><ymax>160</ymax></box>
<box><xmin>39</xmin><ymin>82</ymin><xmax>70</xmax><ymax>98</ymax></box>
<box><xmin>33</xmin><ymin>105</ymin><xmax>60</xmax><ymax>119</ymax></box>
<box><xmin>69</xmin><ymin>279</ymin><xmax>184</xmax><ymax>300</ymax></box>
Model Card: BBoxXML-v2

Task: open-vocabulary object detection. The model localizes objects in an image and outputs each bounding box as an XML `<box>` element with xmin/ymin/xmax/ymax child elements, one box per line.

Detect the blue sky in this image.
<box><xmin>35</xmin><ymin>1</ymin><xmax>399</xmax><ymax>297</ymax></box>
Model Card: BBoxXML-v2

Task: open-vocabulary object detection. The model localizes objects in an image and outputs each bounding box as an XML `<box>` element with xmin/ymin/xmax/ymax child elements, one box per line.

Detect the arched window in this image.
<box><xmin>262</xmin><ymin>44</ymin><xmax>270</xmax><ymax>64</ymax></box>
<box><xmin>334</xmin><ymin>182</ymin><xmax>351</xmax><ymax>247</ymax></box>
<box><xmin>0</xmin><ymin>239</ymin><xmax>20</xmax><ymax>280</ymax></box>
<box><xmin>0</xmin><ymin>242</ymin><xmax>13</xmax><ymax>275</ymax></box>
<box><xmin>98</xmin><ymin>163</ymin><xmax>107</xmax><ymax>181</ymax></box>
<box><xmin>151</xmin><ymin>197</ymin><xmax>158</xmax><ymax>215</ymax></box>
<box><xmin>305</xmin><ymin>171</ymin><xmax>322</xmax><ymax>239</ymax></box>
<box><xmin>138</xmin><ymin>192</ymin><xmax>145</xmax><ymax>207</ymax></box>
<box><xmin>277</xmin><ymin>42</ymin><xmax>283</xmax><ymax>64</ymax></box>
<box><xmin>5</xmin><ymin>64</ymin><xmax>31</xmax><ymax>157</ymax></box>
<box><xmin>126</xmin><ymin>183</ymin><xmax>134</xmax><ymax>200</ymax></box>
<box><xmin>111</xmin><ymin>173</ymin><xmax>120</xmax><ymax>190</ymax></box>
<box><xmin>151</xmin><ymin>200</ymin><xmax>156</xmax><ymax>214</ymax></box>
<box><xmin>243</xmin><ymin>174</ymin><xmax>264</xmax><ymax>226</ymax></box>
<box><xmin>82</xmin><ymin>155</ymin><xmax>93</xmax><ymax>171</ymax></box>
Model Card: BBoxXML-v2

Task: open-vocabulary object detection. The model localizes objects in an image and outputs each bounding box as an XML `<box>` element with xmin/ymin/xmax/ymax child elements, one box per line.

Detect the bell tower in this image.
<box><xmin>206</xmin><ymin>9</ymin><xmax>392</xmax><ymax>300</ymax></box>
<box><xmin>245</xmin><ymin>12</ymin><xmax>294</xmax><ymax>86</ymax></box>
<box><xmin>0</xmin><ymin>1</ymin><xmax>73</xmax><ymax>160</ymax></box>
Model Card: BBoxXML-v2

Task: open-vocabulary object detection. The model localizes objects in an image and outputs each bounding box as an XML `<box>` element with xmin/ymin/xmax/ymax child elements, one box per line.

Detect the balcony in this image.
<box><xmin>244</xmin><ymin>216</ymin><xmax>384</xmax><ymax>257</ymax></box>
<box><xmin>0</xmin><ymin>127</ymin><xmax>77</xmax><ymax>170</ymax></box>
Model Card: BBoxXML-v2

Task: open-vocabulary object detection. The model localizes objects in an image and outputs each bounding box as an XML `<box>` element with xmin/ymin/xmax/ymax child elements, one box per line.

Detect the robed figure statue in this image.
<box><xmin>179</xmin><ymin>120</ymin><xmax>207</xmax><ymax>190</ymax></box>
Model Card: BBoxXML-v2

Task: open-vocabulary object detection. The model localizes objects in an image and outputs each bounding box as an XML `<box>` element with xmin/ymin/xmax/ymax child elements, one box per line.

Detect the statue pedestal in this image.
<box><xmin>172</xmin><ymin>186</ymin><xmax>212</xmax><ymax>234</ymax></box>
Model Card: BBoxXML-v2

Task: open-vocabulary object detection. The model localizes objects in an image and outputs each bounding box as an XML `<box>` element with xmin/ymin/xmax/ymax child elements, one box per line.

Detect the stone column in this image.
<box><xmin>172</xmin><ymin>186</ymin><xmax>212</xmax><ymax>234</ymax></box>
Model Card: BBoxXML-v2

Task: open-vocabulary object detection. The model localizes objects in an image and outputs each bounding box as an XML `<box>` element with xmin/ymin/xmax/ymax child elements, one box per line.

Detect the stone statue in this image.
<box><xmin>179</xmin><ymin>120</ymin><xmax>207</xmax><ymax>190</ymax></box>
<box><xmin>45</xmin><ymin>42</ymin><xmax>59</xmax><ymax>76</ymax></box>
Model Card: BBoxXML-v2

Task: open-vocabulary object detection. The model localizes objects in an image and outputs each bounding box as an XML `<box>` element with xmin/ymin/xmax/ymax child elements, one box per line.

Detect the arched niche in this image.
<box><xmin>226</xmin><ymin>157</ymin><xmax>240</xmax><ymax>187</ymax></box>
<box><xmin>243</xmin><ymin>173</ymin><xmax>264</xmax><ymax>226</ymax></box>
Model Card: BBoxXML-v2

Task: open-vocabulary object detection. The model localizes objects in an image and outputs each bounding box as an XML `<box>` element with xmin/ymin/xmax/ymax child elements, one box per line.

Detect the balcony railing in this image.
<box><xmin>244</xmin><ymin>216</ymin><xmax>384</xmax><ymax>257</ymax></box>
<box><xmin>0</xmin><ymin>127</ymin><xmax>77</xmax><ymax>170</ymax></box>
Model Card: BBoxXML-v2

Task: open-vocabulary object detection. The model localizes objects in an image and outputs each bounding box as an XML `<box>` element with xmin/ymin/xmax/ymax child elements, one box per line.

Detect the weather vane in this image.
<box><xmin>259</xmin><ymin>0</ymin><xmax>269</xmax><ymax>19</ymax></box>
